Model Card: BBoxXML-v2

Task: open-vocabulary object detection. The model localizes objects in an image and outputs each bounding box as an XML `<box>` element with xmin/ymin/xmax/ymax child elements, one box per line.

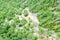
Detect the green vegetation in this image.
<box><xmin>21</xmin><ymin>18</ymin><xmax>27</xmax><ymax>25</ymax></box>
<box><xmin>0</xmin><ymin>0</ymin><xmax>60</xmax><ymax>40</ymax></box>
<box><xmin>15</xmin><ymin>9</ymin><xmax>22</xmax><ymax>15</ymax></box>
<box><xmin>24</xmin><ymin>10</ymin><xmax>28</xmax><ymax>17</ymax></box>
<box><xmin>38</xmin><ymin>28</ymin><xmax>45</xmax><ymax>34</ymax></box>
<box><xmin>56</xmin><ymin>5</ymin><xmax>60</xmax><ymax>12</ymax></box>
<box><xmin>11</xmin><ymin>17</ymin><xmax>20</xmax><ymax>27</ymax></box>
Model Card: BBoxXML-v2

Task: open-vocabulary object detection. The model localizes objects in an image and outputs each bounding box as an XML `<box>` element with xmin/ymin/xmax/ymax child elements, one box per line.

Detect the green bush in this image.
<box><xmin>11</xmin><ymin>17</ymin><xmax>20</xmax><ymax>27</ymax></box>
<box><xmin>56</xmin><ymin>5</ymin><xmax>60</xmax><ymax>12</ymax></box>
<box><xmin>24</xmin><ymin>10</ymin><xmax>28</xmax><ymax>17</ymax></box>
<box><xmin>21</xmin><ymin>18</ymin><xmax>27</xmax><ymax>25</ymax></box>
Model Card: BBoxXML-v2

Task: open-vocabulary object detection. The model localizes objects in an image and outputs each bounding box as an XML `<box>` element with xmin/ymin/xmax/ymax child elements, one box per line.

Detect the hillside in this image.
<box><xmin>0</xmin><ymin>0</ymin><xmax>60</xmax><ymax>40</ymax></box>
